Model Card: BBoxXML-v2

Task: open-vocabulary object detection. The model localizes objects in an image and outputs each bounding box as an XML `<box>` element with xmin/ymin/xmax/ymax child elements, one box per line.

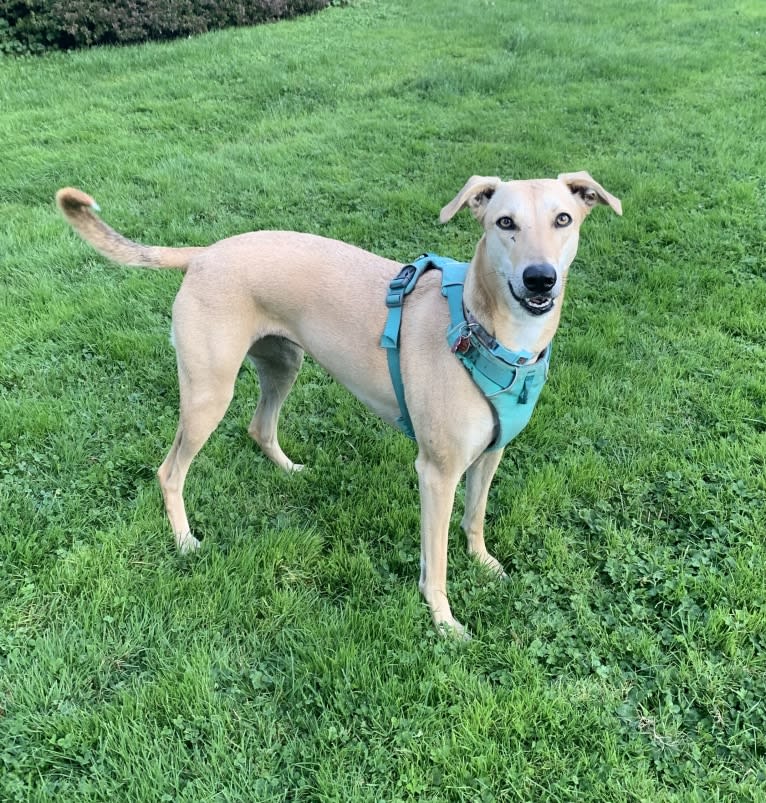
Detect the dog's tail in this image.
<box><xmin>56</xmin><ymin>188</ymin><xmax>204</xmax><ymax>270</ymax></box>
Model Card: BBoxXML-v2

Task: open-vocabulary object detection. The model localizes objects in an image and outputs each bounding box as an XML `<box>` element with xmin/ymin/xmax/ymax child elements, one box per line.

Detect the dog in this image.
<box><xmin>56</xmin><ymin>173</ymin><xmax>621</xmax><ymax>636</ymax></box>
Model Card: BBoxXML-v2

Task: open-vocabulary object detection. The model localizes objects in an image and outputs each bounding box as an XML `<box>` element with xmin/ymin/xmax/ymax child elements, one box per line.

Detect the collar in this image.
<box><xmin>459</xmin><ymin>310</ymin><xmax>544</xmax><ymax>366</ymax></box>
<box><xmin>425</xmin><ymin>252</ymin><xmax>548</xmax><ymax>368</ymax></box>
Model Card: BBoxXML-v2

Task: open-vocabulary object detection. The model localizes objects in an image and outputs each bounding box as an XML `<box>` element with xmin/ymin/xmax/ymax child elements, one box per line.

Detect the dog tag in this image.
<box><xmin>451</xmin><ymin>332</ymin><xmax>472</xmax><ymax>354</ymax></box>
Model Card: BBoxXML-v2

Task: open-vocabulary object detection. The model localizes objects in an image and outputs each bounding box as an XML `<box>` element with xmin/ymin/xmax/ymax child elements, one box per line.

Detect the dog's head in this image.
<box><xmin>440</xmin><ymin>172</ymin><xmax>622</xmax><ymax>318</ymax></box>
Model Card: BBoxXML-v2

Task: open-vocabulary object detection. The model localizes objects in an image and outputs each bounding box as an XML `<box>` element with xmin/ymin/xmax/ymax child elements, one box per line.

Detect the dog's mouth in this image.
<box><xmin>509</xmin><ymin>285</ymin><xmax>555</xmax><ymax>316</ymax></box>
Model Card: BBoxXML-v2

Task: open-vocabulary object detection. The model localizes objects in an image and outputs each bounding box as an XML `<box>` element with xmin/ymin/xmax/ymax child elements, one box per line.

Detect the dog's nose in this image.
<box><xmin>522</xmin><ymin>263</ymin><xmax>557</xmax><ymax>293</ymax></box>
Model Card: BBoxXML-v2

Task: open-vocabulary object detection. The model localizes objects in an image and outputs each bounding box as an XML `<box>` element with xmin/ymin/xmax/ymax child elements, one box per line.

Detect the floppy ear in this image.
<box><xmin>439</xmin><ymin>175</ymin><xmax>502</xmax><ymax>223</ymax></box>
<box><xmin>558</xmin><ymin>171</ymin><xmax>622</xmax><ymax>216</ymax></box>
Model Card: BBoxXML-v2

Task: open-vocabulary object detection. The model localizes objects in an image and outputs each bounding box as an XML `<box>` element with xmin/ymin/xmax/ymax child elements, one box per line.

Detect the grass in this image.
<box><xmin>1</xmin><ymin>0</ymin><xmax>766</xmax><ymax>799</ymax></box>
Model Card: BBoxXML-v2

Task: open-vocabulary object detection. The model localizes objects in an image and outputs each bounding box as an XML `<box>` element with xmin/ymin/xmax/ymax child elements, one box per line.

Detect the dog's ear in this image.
<box><xmin>440</xmin><ymin>176</ymin><xmax>502</xmax><ymax>223</ymax></box>
<box><xmin>558</xmin><ymin>171</ymin><xmax>622</xmax><ymax>216</ymax></box>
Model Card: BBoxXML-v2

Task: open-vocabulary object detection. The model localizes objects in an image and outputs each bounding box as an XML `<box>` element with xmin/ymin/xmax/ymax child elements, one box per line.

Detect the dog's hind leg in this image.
<box><xmin>246</xmin><ymin>336</ymin><xmax>305</xmax><ymax>472</ymax></box>
<box><xmin>157</xmin><ymin>320</ymin><xmax>252</xmax><ymax>553</ymax></box>
<box><xmin>461</xmin><ymin>449</ymin><xmax>507</xmax><ymax>577</ymax></box>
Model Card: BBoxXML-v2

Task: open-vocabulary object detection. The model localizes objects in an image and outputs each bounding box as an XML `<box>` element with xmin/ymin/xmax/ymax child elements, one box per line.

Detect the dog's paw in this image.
<box><xmin>473</xmin><ymin>549</ymin><xmax>508</xmax><ymax>579</ymax></box>
<box><xmin>442</xmin><ymin>622</ymin><xmax>471</xmax><ymax>641</ymax></box>
<box><xmin>176</xmin><ymin>530</ymin><xmax>201</xmax><ymax>554</ymax></box>
<box><xmin>436</xmin><ymin>617</ymin><xmax>471</xmax><ymax>641</ymax></box>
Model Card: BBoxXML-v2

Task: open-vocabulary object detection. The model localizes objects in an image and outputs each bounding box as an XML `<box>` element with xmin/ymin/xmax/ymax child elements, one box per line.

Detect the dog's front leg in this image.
<box><xmin>415</xmin><ymin>452</ymin><xmax>466</xmax><ymax>637</ymax></box>
<box><xmin>461</xmin><ymin>449</ymin><xmax>507</xmax><ymax>577</ymax></box>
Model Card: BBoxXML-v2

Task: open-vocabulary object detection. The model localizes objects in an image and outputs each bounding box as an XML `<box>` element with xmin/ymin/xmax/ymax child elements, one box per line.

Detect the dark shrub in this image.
<box><xmin>0</xmin><ymin>0</ymin><xmax>337</xmax><ymax>53</ymax></box>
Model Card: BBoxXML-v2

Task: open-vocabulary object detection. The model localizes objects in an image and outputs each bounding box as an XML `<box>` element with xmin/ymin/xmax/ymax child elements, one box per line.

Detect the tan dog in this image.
<box><xmin>56</xmin><ymin>173</ymin><xmax>621</xmax><ymax>636</ymax></box>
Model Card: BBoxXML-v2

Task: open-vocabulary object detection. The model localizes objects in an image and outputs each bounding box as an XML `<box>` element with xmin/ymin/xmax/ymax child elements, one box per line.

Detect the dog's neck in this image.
<box><xmin>464</xmin><ymin>238</ymin><xmax>563</xmax><ymax>358</ymax></box>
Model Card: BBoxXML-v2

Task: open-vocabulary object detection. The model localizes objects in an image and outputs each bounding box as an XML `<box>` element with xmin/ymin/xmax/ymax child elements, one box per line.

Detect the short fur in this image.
<box><xmin>56</xmin><ymin>173</ymin><xmax>621</xmax><ymax>636</ymax></box>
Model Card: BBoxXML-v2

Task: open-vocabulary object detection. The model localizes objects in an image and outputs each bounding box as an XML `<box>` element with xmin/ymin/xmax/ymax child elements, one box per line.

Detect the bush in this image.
<box><xmin>0</xmin><ymin>0</ymin><xmax>336</xmax><ymax>53</ymax></box>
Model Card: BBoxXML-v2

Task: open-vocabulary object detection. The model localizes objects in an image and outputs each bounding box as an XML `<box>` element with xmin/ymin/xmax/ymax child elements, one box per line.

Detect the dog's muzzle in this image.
<box><xmin>510</xmin><ymin>263</ymin><xmax>557</xmax><ymax>316</ymax></box>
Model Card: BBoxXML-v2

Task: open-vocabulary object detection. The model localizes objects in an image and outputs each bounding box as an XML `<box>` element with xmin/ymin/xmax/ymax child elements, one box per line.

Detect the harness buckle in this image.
<box><xmin>386</xmin><ymin>264</ymin><xmax>418</xmax><ymax>308</ymax></box>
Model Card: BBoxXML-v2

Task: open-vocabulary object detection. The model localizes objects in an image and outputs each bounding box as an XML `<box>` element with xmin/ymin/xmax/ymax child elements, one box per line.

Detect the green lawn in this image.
<box><xmin>2</xmin><ymin>0</ymin><xmax>766</xmax><ymax>799</ymax></box>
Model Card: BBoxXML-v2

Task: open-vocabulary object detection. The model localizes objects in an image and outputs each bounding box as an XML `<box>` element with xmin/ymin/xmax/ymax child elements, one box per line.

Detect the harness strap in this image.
<box><xmin>380</xmin><ymin>253</ymin><xmax>551</xmax><ymax>449</ymax></box>
<box><xmin>379</xmin><ymin>256</ymin><xmax>434</xmax><ymax>438</ymax></box>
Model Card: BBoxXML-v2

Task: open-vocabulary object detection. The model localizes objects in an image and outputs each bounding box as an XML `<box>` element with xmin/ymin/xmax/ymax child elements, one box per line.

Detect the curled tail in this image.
<box><xmin>55</xmin><ymin>187</ymin><xmax>204</xmax><ymax>270</ymax></box>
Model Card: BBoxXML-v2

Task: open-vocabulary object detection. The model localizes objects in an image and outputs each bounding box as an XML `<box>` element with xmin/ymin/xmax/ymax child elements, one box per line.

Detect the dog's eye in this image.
<box><xmin>497</xmin><ymin>216</ymin><xmax>517</xmax><ymax>231</ymax></box>
<box><xmin>555</xmin><ymin>212</ymin><xmax>572</xmax><ymax>228</ymax></box>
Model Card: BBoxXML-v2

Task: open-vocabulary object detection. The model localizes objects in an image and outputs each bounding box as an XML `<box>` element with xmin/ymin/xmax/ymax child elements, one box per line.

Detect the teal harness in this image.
<box><xmin>380</xmin><ymin>253</ymin><xmax>551</xmax><ymax>451</ymax></box>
